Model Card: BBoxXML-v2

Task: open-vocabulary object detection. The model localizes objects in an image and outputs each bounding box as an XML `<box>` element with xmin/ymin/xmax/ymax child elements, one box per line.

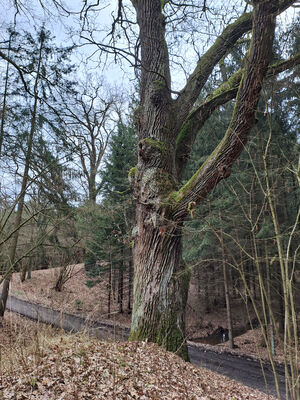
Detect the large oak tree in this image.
<box><xmin>123</xmin><ymin>0</ymin><xmax>300</xmax><ymax>360</ymax></box>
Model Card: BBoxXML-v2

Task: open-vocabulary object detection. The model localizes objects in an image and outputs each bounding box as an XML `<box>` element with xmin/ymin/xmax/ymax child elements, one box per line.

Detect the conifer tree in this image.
<box><xmin>79</xmin><ymin>122</ymin><xmax>136</xmax><ymax>315</ymax></box>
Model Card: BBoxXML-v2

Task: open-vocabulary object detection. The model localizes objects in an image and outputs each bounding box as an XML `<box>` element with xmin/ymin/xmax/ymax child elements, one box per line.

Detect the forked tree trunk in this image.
<box><xmin>130</xmin><ymin>206</ymin><xmax>190</xmax><ymax>360</ymax></box>
<box><xmin>128</xmin><ymin>0</ymin><xmax>283</xmax><ymax>359</ymax></box>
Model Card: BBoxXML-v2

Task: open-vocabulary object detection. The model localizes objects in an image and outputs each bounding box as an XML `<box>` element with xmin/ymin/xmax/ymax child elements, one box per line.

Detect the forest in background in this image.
<box><xmin>0</xmin><ymin>1</ymin><xmax>299</xmax><ymax>399</ymax></box>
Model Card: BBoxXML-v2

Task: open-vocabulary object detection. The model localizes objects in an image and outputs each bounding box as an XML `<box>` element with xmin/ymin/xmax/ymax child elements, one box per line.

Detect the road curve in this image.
<box><xmin>7</xmin><ymin>295</ymin><xmax>286</xmax><ymax>398</ymax></box>
<box><xmin>188</xmin><ymin>343</ymin><xmax>286</xmax><ymax>399</ymax></box>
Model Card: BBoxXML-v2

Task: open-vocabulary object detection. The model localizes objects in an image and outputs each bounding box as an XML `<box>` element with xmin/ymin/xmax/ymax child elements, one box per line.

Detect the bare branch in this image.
<box><xmin>0</xmin><ymin>50</ymin><xmax>31</xmax><ymax>94</ymax></box>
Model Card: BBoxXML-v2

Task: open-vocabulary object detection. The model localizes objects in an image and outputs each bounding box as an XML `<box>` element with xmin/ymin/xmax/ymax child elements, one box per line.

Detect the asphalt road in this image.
<box><xmin>7</xmin><ymin>295</ymin><xmax>287</xmax><ymax>398</ymax></box>
<box><xmin>188</xmin><ymin>343</ymin><xmax>286</xmax><ymax>398</ymax></box>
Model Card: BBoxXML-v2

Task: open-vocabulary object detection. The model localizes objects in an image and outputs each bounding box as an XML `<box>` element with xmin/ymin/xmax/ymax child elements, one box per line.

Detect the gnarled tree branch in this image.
<box><xmin>171</xmin><ymin>0</ymin><xmax>278</xmax><ymax>219</ymax></box>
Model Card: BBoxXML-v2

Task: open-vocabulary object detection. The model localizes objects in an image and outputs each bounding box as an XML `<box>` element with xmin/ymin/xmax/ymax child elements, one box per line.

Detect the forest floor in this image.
<box><xmin>0</xmin><ymin>312</ymin><xmax>278</xmax><ymax>400</ymax></box>
<box><xmin>6</xmin><ymin>264</ymin><xmax>290</xmax><ymax>365</ymax></box>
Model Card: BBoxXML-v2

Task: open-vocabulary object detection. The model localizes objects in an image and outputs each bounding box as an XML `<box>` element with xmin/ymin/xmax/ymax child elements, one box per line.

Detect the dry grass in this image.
<box><xmin>0</xmin><ymin>313</ymin><xmax>277</xmax><ymax>400</ymax></box>
<box><xmin>0</xmin><ymin>312</ymin><xmax>63</xmax><ymax>374</ymax></box>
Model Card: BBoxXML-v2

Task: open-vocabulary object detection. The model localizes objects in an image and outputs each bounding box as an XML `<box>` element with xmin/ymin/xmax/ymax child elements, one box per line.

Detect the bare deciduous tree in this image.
<box><xmin>61</xmin><ymin>80</ymin><xmax>120</xmax><ymax>203</ymax></box>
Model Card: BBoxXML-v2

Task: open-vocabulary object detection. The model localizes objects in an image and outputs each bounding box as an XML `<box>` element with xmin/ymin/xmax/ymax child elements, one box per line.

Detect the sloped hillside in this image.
<box><xmin>1</xmin><ymin>313</ymin><xmax>276</xmax><ymax>400</ymax></box>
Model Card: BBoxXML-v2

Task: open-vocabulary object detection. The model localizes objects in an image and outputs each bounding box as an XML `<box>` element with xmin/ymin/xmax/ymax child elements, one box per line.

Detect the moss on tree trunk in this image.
<box><xmin>129</xmin><ymin>205</ymin><xmax>190</xmax><ymax>361</ymax></box>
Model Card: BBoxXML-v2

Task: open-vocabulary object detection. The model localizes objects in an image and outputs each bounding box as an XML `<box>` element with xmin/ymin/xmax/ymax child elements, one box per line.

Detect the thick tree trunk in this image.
<box><xmin>130</xmin><ymin>205</ymin><xmax>190</xmax><ymax>360</ymax></box>
<box><xmin>88</xmin><ymin>169</ymin><xmax>97</xmax><ymax>204</ymax></box>
<box><xmin>0</xmin><ymin>279</ymin><xmax>10</xmax><ymax>316</ymax></box>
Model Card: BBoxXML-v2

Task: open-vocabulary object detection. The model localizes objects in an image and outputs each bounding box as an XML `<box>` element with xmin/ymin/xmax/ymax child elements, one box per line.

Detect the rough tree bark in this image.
<box><xmin>127</xmin><ymin>0</ymin><xmax>298</xmax><ymax>359</ymax></box>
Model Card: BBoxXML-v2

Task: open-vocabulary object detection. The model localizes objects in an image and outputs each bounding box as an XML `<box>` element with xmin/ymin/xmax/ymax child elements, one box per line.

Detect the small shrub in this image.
<box><xmin>74</xmin><ymin>299</ymin><xmax>83</xmax><ymax>310</ymax></box>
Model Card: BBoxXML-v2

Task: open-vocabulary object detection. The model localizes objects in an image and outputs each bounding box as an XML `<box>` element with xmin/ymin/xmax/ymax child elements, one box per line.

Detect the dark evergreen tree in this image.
<box><xmin>78</xmin><ymin>122</ymin><xmax>137</xmax><ymax>315</ymax></box>
<box><xmin>182</xmin><ymin>26</ymin><xmax>299</xmax><ymax>345</ymax></box>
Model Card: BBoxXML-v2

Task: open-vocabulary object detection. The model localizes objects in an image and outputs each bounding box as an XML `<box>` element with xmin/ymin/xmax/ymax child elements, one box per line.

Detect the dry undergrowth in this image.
<box><xmin>9</xmin><ymin>264</ymin><xmax>132</xmax><ymax>327</ymax></box>
<box><xmin>217</xmin><ymin>329</ymin><xmax>288</xmax><ymax>365</ymax></box>
<box><xmin>0</xmin><ymin>313</ymin><xmax>276</xmax><ymax>400</ymax></box>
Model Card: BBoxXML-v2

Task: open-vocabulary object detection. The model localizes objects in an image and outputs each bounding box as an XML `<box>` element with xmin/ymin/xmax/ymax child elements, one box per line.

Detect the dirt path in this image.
<box><xmin>7</xmin><ymin>295</ymin><xmax>286</xmax><ymax>399</ymax></box>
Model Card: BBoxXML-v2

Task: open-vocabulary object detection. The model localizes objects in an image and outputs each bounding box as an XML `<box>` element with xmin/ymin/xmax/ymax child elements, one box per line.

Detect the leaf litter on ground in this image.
<box><xmin>0</xmin><ymin>313</ymin><xmax>277</xmax><ymax>400</ymax></box>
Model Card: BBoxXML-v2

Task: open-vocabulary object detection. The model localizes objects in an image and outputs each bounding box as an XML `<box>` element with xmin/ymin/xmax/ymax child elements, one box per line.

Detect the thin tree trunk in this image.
<box><xmin>278</xmin><ymin>277</ymin><xmax>285</xmax><ymax>337</ymax></box>
<box><xmin>0</xmin><ymin>31</ymin><xmax>12</xmax><ymax>159</ymax></box>
<box><xmin>263</xmin><ymin>124</ymin><xmax>299</xmax><ymax>399</ymax></box>
<box><xmin>204</xmin><ymin>265</ymin><xmax>210</xmax><ymax>313</ymax></box>
<box><xmin>118</xmin><ymin>261</ymin><xmax>124</xmax><ymax>314</ymax></box>
<box><xmin>20</xmin><ymin>260</ymin><xmax>27</xmax><ymax>283</ymax></box>
<box><xmin>0</xmin><ymin>34</ymin><xmax>44</xmax><ymax>316</ymax></box>
<box><xmin>220</xmin><ymin>224</ymin><xmax>234</xmax><ymax>349</ymax></box>
<box><xmin>107</xmin><ymin>251</ymin><xmax>112</xmax><ymax>317</ymax></box>
<box><xmin>27</xmin><ymin>264</ymin><xmax>32</xmax><ymax>280</ymax></box>
<box><xmin>127</xmin><ymin>259</ymin><xmax>133</xmax><ymax>312</ymax></box>
<box><xmin>265</xmin><ymin>241</ymin><xmax>275</xmax><ymax>356</ymax></box>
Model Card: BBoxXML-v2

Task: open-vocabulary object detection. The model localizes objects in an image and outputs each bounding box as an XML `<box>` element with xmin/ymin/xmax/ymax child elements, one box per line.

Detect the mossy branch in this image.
<box><xmin>175</xmin><ymin>52</ymin><xmax>300</xmax><ymax>178</ymax></box>
<box><xmin>174</xmin><ymin>12</ymin><xmax>252</xmax><ymax>126</ymax></box>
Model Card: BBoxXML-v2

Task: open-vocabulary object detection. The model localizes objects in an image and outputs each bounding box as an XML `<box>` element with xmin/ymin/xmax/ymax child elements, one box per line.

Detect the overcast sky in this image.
<box><xmin>0</xmin><ymin>0</ymin><xmax>298</xmax><ymax>94</ymax></box>
<box><xmin>0</xmin><ymin>0</ymin><xmax>133</xmax><ymax>89</ymax></box>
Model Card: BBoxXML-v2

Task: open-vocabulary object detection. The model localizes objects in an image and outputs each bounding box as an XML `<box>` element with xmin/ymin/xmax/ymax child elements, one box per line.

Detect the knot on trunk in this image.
<box><xmin>218</xmin><ymin>164</ymin><xmax>231</xmax><ymax>180</ymax></box>
<box><xmin>138</xmin><ymin>138</ymin><xmax>166</xmax><ymax>162</ymax></box>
